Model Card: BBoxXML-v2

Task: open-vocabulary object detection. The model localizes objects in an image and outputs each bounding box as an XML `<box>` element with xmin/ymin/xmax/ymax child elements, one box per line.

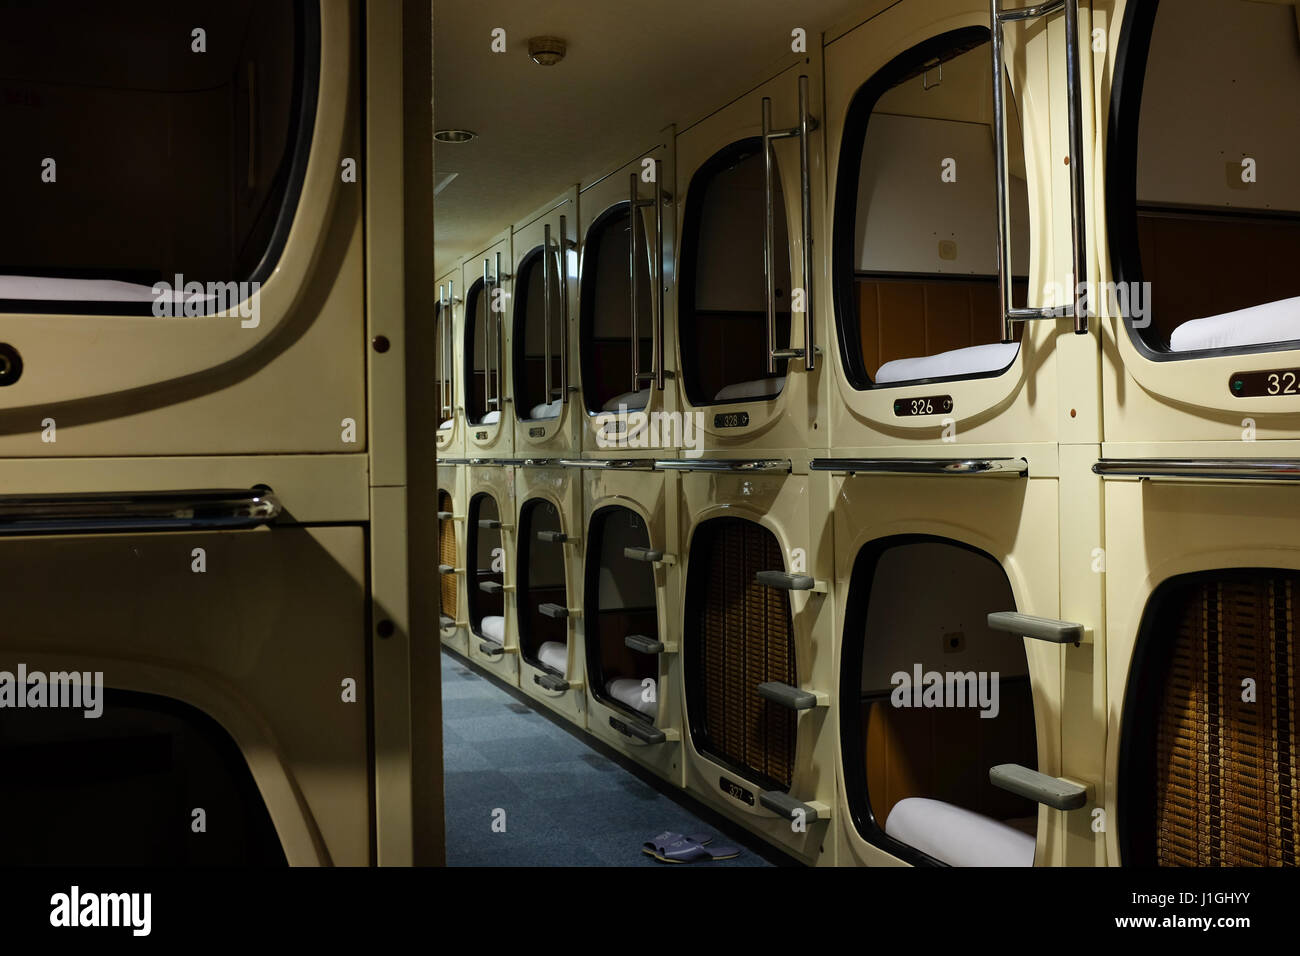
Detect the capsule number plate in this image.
<box><xmin>893</xmin><ymin>395</ymin><xmax>953</xmax><ymax>417</ymax></box>
<box><xmin>1230</xmin><ymin>370</ymin><xmax>1300</xmax><ymax>398</ymax></box>
<box><xmin>719</xmin><ymin>776</ymin><xmax>755</xmax><ymax>806</ymax></box>
<box><xmin>714</xmin><ymin>412</ymin><xmax>750</xmax><ymax>429</ymax></box>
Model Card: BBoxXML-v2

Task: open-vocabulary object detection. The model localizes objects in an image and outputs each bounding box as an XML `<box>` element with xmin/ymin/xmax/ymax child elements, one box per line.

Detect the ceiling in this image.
<box><xmin>432</xmin><ymin>0</ymin><xmax>874</xmax><ymax>277</ymax></box>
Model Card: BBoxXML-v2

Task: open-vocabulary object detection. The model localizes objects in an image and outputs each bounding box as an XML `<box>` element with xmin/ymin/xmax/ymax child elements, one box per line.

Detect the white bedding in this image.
<box><xmin>602</xmin><ymin>389</ymin><xmax>649</xmax><ymax>412</ymax></box>
<box><xmin>884</xmin><ymin>797</ymin><xmax>1035</xmax><ymax>867</ymax></box>
<box><xmin>529</xmin><ymin>399</ymin><xmax>562</xmax><ymax>420</ymax></box>
<box><xmin>438</xmin><ymin>419</ymin><xmax>454</xmax><ymax>431</ymax></box>
<box><xmin>480</xmin><ymin>615</ymin><xmax>506</xmax><ymax>644</ymax></box>
<box><xmin>875</xmin><ymin>342</ymin><xmax>1019</xmax><ymax>385</ymax></box>
<box><xmin>480</xmin><ymin>410</ymin><xmax>501</xmax><ymax>425</ymax></box>
<box><xmin>1169</xmin><ymin>295</ymin><xmax>1300</xmax><ymax>352</ymax></box>
<box><xmin>606</xmin><ymin>677</ymin><xmax>657</xmax><ymax>719</ymax></box>
<box><xmin>714</xmin><ymin>376</ymin><xmax>785</xmax><ymax>402</ymax></box>
<box><xmin>537</xmin><ymin>641</ymin><xmax>567</xmax><ymax>676</ymax></box>
<box><xmin>0</xmin><ymin>274</ymin><xmax>212</xmax><ymax>304</ymax></box>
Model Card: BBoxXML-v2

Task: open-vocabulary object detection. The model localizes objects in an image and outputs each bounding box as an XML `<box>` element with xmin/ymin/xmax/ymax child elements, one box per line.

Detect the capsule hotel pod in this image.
<box><xmin>0</xmin><ymin>0</ymin><xmax>440</xmax><ymax>867</ymax></box>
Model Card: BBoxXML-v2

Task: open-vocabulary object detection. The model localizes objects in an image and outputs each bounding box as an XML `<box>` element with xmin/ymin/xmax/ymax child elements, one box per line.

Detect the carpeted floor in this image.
<box><xmin>441</xmin><ymin>650</ymin><xmax>778</xmax><ymax>866</ymax></box>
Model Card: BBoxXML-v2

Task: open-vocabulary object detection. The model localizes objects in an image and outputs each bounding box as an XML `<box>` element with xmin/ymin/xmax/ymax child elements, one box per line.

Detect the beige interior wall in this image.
<box><xmin>1138</xmin><ymin>0</ymin><xmax>1300</xmax><ymax>211</ymax></box>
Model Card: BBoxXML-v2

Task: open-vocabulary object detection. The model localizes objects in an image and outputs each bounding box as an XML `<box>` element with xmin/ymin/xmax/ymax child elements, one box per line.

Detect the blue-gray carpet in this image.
<box><xmin>441</xmin><ymin>650</ymin><xmax>778</xmax><ymax>866</ymax></box>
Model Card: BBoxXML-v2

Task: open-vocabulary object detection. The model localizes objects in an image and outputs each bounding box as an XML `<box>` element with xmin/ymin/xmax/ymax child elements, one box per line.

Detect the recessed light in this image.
<box><xmin>434</xmin><ymin>129</ymin><xmax>477</xmax><ymax>144</ymax></box>
<box><xmin>528</xmin><ymin>36</ymin><xmax>566</xmax><ymax>66</ymax></box>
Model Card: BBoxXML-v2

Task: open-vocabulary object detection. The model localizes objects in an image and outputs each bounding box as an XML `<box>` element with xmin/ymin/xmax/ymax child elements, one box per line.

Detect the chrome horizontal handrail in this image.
<box><xmin>0</xmin><ymin>488</ymin><xmax>281</xmax><ymax>535</ymax></box>
<box><xmin>557</xmin><ymin>458</ymin><xmax>656</xmax><ymax>471</ymax></box>
<box><xmin>1093</xmin><ymin>459</ymin><xmax>1300</xmax><ymax>481</ymax></box>
<box><xmin>810</xmin><ymin>458</ymin><xmax>1029</xmax><ymax>477</ymax></box>
<box><xmin>653</xmin><ymin>459</ymin><xmax>791</xmax><ymax>473</ymax></box>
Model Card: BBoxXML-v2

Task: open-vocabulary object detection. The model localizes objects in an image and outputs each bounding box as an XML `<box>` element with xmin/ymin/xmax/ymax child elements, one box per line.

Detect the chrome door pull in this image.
<box><xmin>763</xmin><ymin>74</ymin><xmax>818</xmax><ymax>373</ymax></box>
<box><xmin>992</xmin><ymin>0</ymin><xmax>1087</xmax><ymax>339</ymax></box>
<box><xmin>0</xmin><ymin>488</ymin><xmax>281</xmax><ymax>535</ymax></box>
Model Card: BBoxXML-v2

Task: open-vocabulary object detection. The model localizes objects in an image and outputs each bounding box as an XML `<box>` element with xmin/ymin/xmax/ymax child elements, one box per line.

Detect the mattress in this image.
<box><xmin>714</xmin><ymin>376</ymin><xmax>785</xmax><ymax>402</ymax></box>
<box><xmin>529</xmin><ymin>398</ymin><xmax>562</xmax><ymax>420</ymax></box>
<box><xmin>0</xmin><ymin>274</ymin><xmax>211</xmax><ymax>304</ymax></box>
<box><xmin>537</xmin><ymin>641</ymin><xmax>567</xmax><ymax>676</ymax></box>
<box><xmin>606</xmin><ymin>677</ymin><xmax>657</xmax><ymax>719</ymax></box>
<box><xmin>481</xmin><ymin>615</ymin><xmax>506</xmax><ymax>644</ymax></box>
<box><xmin>884</xmin><ymin>797</ymin><xmax>1035</xmax><ymax>867</ymax></box>
<box><xmin>875</xmin><ymin>342</ymin><xmax>1019</xmax><ymax>385</ymax></box>
<box><xmin>1169</xmin><ymin>295</ymin><xmax>1300</xmax><ymax>352</ymax></box>
<box><xmin>602</xmin><ymin>389</ymin><xmax>649</xmax><ymax>412</ymax></box>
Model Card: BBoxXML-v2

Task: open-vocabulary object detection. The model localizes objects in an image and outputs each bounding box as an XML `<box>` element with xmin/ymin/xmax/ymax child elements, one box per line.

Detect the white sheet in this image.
<box><xmin>1169</xmin><ymin>295</ymin><xmax>1300</xmax><ymax>352</ymax></box>
<box><xmin>875</xmin><ymin>342</ymin><xmax>1020</xmax><ymax>385</ymax></box>
<box><xmin>480</xmin><ymin>410</ymin><xmax>501</xmax><ymax>425</ymax></box>
<box><xmin>438</xmin><ymin>419</ymin><xmax>454</xmax><ymax>431</ymax></box>
<box><xmin>480</xmin><ymin>615</ymin><xmax>506</xmax><ymax>644</ymax></box>
<box><xmin>714</xmin><ymin>376</ymin><xmax>785</xmax><ymax>402</ymax></box>
<box><xmin>606</xmin><ymin>677</ymin><xmax>657</xmax><ymax>719</ymax></box>
<box><xmin>0</xmin><ymin>274</ymin><xmax>213</xmax><ymax>303</ymax></box>
<box><xmin>529</xmin><ymin>399</ymin><xmax>562</xmax><ymax>420</ymax></box>
<box><xmin>884</xmin><ymin>797</ymin><xmax>1035</xmax><ymax>867</ymax></box>
<box><xmin>602</xmin><ymin>389</ymin><xmax>649</xmax><ymax>412</ymax></box>
<box><xmin>537</xmin><ymin>641</ymin><xmax>567</xmax><ymax>676</ymax></box>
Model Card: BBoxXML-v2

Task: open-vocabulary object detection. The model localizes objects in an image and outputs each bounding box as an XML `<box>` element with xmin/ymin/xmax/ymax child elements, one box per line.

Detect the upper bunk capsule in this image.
<box><xmin>1100</xmin><ymin>0</ymin><xmax>1300</xmax><ymax>448</ymax></box>
<box><xmin>510</xmin><ymin>191</ymin><xmax>580</xmax><ymax>457</ymax></box>
<box><xmin>673</xmin><ymin>60</ymin><xmax>829</xmax><ymax>464</ymax></box>
<box><xmin>461</xmin><ymin>231</ymin><xmax>514</xmax><ymax>460</ymax></box>
<box><xmin>822</xmin><ymin>0</ymin><xmax>1091</xmax><ymax>456</ymax></box>
<box><xmin>576</xmin><ymin>135</ymin><xmax>681</xmax><ymax>460</ymax></box>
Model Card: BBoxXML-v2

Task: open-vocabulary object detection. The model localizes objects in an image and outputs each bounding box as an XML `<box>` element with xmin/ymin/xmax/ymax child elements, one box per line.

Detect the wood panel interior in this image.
<box><xmin>862</xmin><ymin>681</ymin><xmax>1037</xmax><ymax>831</ymax></box>
<box><xmin>854</xmin><ymin>277</ymin><xmax>1025</xmax><ymax>379</ymax></box>
<box><xmin>1135</xmin><ymin>212</ymin><xmax>1300</xmax><ymax>346</ymax></box>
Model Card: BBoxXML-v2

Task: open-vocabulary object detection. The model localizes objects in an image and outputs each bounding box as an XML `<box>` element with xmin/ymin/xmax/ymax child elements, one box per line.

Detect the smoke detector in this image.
<box><xmin>434</xmin><ymin>129</ymin><xmax>477</xmax><ymax>144</ymax></box>
<box><xmin>528</xmin><ymin>36</ymin><xmax>566</xmax><ymax>66</ymax></box>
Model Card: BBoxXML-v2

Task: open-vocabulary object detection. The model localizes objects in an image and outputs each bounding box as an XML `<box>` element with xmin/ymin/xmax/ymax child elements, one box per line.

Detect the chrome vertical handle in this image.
<box><xmin>438</xmin><ymin>284</ymin><xmax>450</xmax><ymax>419</ymax></box>
<box><xmin>559</xmin><ymin>214</ymin><xmax>570</xmax><ymax>403</ymax></box>
<box><xmin>797</xmin><ymin>75</ymin><xmax>816</xmax><ymax>371</ymax></box>
<box><xmin>1062</xmin><ymin>0</ymin><xmax>1087</xmax><ymax>336</ymax></box>
<box><xmin>628</xmin><ymin>172</ymin><xmax>641</xmax><ymax>396</ymax></box>
<box><xmin>448</xmin><ymin>279</ymin><xmax>458</xmax><ymax>418</ymax></box>
<box><xmin>762</xmin><ymin>77</ymin><xmax>817</xmax><ymax>373</ymax></box>
<box><xmin>482</xmin><ymin>258</ymin><xmax>493</xmax><ymax>414</ymax></box>
<box><xmin>762</xmin><ymin>95</ymin><xmax>777</xmax><ymax>376</ymax></box>
<box><xmin>543</xmin><ymin>223</ymin><xmax>554</xmax><ymax>410</ymax></box>
<box><xmin>652</xmin><ymin>161</ymin><xmax>666</xmax><ymax>392</ymax></box>
<box><xmin>992</xmin><ymin>0</ymin><xmax>1088</xmax><ymax>340</ymax></box>
<box><xmin>494</xmin><ymin>251</ymin><xmax>506</xmax><ymax>413</ymax></box>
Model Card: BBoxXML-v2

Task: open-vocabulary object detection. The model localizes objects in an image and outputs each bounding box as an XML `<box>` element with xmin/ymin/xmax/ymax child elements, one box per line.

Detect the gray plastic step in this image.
<box><xmin>989</xmin><ymin>764</ymin><xmax>1087</xmax><ymax>810</ymax></box>
<box><xmin>625</xmin><ymin>634</ymin><xmax>664</xmax><ymax>655</ymax></box>
<box><xmin>757</xmin><ymin>681</ymin><xmax>818</xmax><ymax>711</ymax></box>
